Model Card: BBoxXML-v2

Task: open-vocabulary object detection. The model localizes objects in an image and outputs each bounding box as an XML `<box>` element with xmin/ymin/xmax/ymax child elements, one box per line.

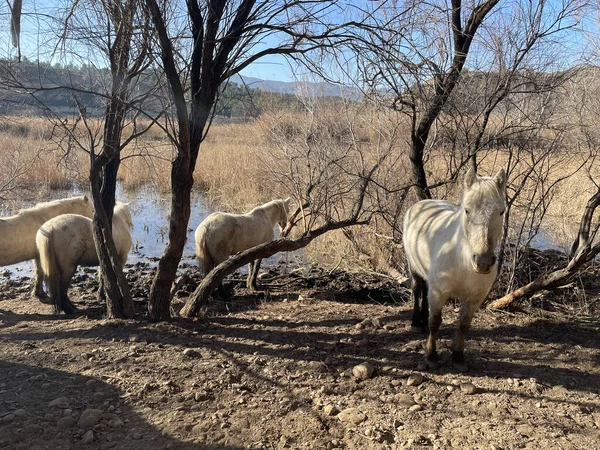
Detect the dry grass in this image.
<box><xmin>1</xmin><ymin>110</ymin><xmax>599</xmax><ymax>279</ymax></box>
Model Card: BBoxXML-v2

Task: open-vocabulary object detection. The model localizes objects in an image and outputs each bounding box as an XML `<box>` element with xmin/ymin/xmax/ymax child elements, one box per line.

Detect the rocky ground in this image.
<box><xmin>0</xmin><ymin>263</ymin><xmax>599</xmax><ymax>450</ymax></box>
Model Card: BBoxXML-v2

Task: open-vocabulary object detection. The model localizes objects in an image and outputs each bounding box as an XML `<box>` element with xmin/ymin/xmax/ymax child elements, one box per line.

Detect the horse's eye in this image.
<box><xmin>500</xmin><ymin>210</ymin><xmax>505</xmax><ymax>215</ymax></box>
<box><xmin>465</xmin><ymin>209</ymin><xmax>470</xmax><ymax>215</ymax></box>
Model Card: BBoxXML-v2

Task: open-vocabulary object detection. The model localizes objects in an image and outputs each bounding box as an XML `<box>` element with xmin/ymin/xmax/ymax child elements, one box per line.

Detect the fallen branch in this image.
<box><xmin>180</xmin><ymin>218</ymin><xmax>369</xmax><ymax>317</ymax></box>
<box><xmin>489</xmin><ymin>186</ymin><xmax>600</xmax><ymax>309</ymax></box>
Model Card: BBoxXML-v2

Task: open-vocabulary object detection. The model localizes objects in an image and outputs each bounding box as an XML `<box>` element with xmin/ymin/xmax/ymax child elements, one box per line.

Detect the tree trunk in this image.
<box><xmin>90</xmin><ymin>165</ymin><xmax>134</xmax><ymax>318</ymax></box>
<box><xmin>148</xmin><ymin>153</ymin><xmax>193</xmax><ymax>321</ymax></box>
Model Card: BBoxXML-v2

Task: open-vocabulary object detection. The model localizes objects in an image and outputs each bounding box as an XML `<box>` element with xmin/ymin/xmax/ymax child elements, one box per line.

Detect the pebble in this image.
<box><xmin>323</xmin><ymin>404</ymin><xmax>339</xmax><ymax>416</ymax></box>
<box><xmin>48</xmin><ymin>397</ymin><xmax>70</xmax><ymax>409</ymax></box>
<box><xmin>78</xmin><ymin>409</ymin><xmax>103</xmax><ymax>429</ymax></box>
<box><xmin>356</xmin><ymin>339</ymin><xmax>370</xmax><ymax>347</ymax></box>
<box><xmin>352</xmin><ymin>362</ymin><xmax>375</xmax><ymax>380</ymax></box>
<box><xmin>407</xmin><ymin>373</ymin><xmax>424</xmax><ymax>387</ymax></box>
<box><xmin>447</xmin><ymin>386</ymin><xmax>455</xmax><ymax>392</ymax></box>
<box><xmin>57</xmin><ymin>416</ymin><xmax>76</xmax><ymax>429</ymax></box>
<box><xmin>408</xmin><ymin>404</ymin><xmax>423</xmax><ymax>412</ymax></box>
<box><xmin>2</xmin><ymin>414</ymin><xmax>15</xmax><ymax>423</ymax></box>
<box><xmin>395</xmin><ymin>393</ymin><xmax>416</xmax><ymax>408</ymax></box>
<box><xmin>82</xmin><ymin>430</ymin><xmax>94</xmax><ymax>444</ymax></box>
<box><xmin>183</xmin><ymin>348</ymin><xmax>200</xmax><ymax>357</ymax></box>
<box><xmin>337</xmin><ymin>408</ymin><xmax>366</xmax><ymax>425</ymax></box>
<box><xmin>460</xmin><ymin>382</ymin><xmax>477</xmax><ymax>395</ymax></box>
<box><xmin>13</xmin><ymin>409</ymin><xmax>27</xmax><ymax>417</ymax></box>
<box><xmin>131</xmin><ymin>432</ymin><xmax>142</xmax><ymax>440</ymax></box>
<box><xmin>85</xmin><ymin>379</ymin><xmax>96</xmax><ymax>387</ymax></box>
<box><xmin>24</xmin><ymin>423</ymin><xmax>43</xmax><ymax>434</ymax></box>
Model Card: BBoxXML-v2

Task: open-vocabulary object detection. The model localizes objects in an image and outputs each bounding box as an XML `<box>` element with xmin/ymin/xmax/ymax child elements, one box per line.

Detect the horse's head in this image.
<box><xmin>114</xmin><ymin>202</ymin><xmax>134</xmax><ymax>230</ymax></box>
<box><xmin>461</xmin><ymin>168</ymin><xmax>506</xmax><ymax>274</ymax></box>
<box><xmin>278</xmin><ymin>197</ymin><xmax>292</xmax><ymax>230</ymax></box>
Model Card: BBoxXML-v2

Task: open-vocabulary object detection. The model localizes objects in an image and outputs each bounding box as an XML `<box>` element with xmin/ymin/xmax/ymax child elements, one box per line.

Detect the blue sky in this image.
<box><xmin>1</xmin><ymin>0</ymin><xmax>597</xmax><ymax>82</ymax></box>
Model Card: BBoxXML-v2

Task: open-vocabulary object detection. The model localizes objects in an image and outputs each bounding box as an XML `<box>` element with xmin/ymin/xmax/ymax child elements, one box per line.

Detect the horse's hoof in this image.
<box><xmin>452</xmin><ymin>360</ymin><xmax>468</xmax><ymax>372</ymax></box>
<box><xmin>451</xmin><ymin>352</ymin><xmax>468</xmax><ymax>372</ymax></box>
<box><xmin>410</xmin><ymin>325</ymin><xmax>424</xmax><ymax>334</ymax></box>
<box><xmin>425</xmin><ymin>358</ymin><xmax>440</xmax><ymax>370</ymax></box>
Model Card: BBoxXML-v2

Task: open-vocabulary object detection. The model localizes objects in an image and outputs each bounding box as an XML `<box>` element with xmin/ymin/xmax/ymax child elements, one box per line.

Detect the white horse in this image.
<box><xmin>403</xmin><ymin>168</ymin><xmax>506</xmax><ymax>371</ymax></box>
<box><xmin>0</xmin><ymin>195</ymin><xmax>94</xmax><ymax>298</ymax></box>
<box><xmin>36</xmin><ymin>202</ymin><xmax>133</xmax><ymax>314</ymax></box>
<box><xmin>195</xmin><ymin>198</ymin><xmax>292</xmax><ymax>290</ymax></box>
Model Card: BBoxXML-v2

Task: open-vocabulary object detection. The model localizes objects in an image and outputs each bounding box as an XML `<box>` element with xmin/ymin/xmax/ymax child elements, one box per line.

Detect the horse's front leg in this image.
<box><xmin>451</xmin><ymin>300</ymin><xmax>481</xmax><ymax>372</ymax></box>
<box><xmin>246</xmin><ymin>259</ymin><xmax>262</xmax><ymax>291</ymax></box>
<box><xmin>424</xmin><ymin>290</ymin><xmax>446</xmax><ymax>370</ymax></box>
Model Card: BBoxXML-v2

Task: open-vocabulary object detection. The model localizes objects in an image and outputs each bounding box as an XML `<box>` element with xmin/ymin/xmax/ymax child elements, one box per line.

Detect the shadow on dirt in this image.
<box><xmin>0</xmin><ymin>360</ymin><xmax>246</xmax><ymax>450</ymax></box>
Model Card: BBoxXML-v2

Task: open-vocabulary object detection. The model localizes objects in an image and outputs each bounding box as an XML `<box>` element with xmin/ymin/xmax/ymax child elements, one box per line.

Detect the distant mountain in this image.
<box><xmin>231</xmin><ymin>74</ymin><xmax>361</xmax><ymax>100</ymax></box>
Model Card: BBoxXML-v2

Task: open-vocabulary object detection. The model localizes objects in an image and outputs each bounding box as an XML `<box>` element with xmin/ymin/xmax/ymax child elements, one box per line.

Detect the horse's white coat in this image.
<box><xmin>0</xmin><ymin>195</ymin><xmax>94</xmax><ymax>296</ymax></box>
<box><xmin>36</xmin><ymin>202</ymin><xmax>133</xmax><ymax>312</ymax></box>
<box><xmin>403</xmin><ymin>168</ymin><xmax>506</xmax><ymax>367</ymax></box>
<box><xmin>195</xmin><ymin>198</ymin><xmax>291</xmax><ymax>276</ymax></box>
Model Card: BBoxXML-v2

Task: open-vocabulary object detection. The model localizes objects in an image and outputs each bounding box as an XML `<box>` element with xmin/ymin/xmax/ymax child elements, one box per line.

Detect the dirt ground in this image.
<box><xmin>0</xmin><ymin>263</ymin><xmax>599</xmax><ymax>450</ymax></box>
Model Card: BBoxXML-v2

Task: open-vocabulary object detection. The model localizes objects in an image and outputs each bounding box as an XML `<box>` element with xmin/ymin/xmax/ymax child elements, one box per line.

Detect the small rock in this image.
<box><xmin>408</xmin><ymin>404</ymin><xmax>422</xmax><ymax>412</ymax></box>
<box><xmin>447</xmin><ymin>385</ymin><xmax>455</xmax><ymax>392</ymax></box>
<box><xmin>395</xmin><ymin>393</ymin><xmax>416</xmax><ymax>408</ymax></box>
<box><xmin>352</xmin><ymin>362</ymin><xmax>375</xmax><ymax>380</ymax></box>
<box><xmin>85</xmin><ymin>379</ymin><xmax>96</xmax><ymax>387</ymax></box>
<box><xmin>460</xmin><ymin>382</ymin><xmax>477</xmax><ymax>395</ymax></box>
<box><xmin>78</xmin><ymin>409</ymin><xmax>103</xmax><ymax>429</ymax></box>
<box><xmin>182</xmin><ymin>348</ymin><xmax>200</xmax><ymax>357</ymax></box>
<box><xmin>48</xmin><ymin>397</ymin><xmax>70</xmax><ymax>409</ymax></box>
<box><xmin>337</xmin><ymin>408</ymin><xmax>366</xmax><ymax>425</ymax></box>
<box><xmin>131</xmin><ymin>432</ymin><xmax>142</xmax><ymax>440</ymax></box>
<box><xmin>2</xmin><ymin>414</ymin><xmax>15</xmax><ymax>423</ymax></box>
<box><xmin>129</xmin><ymin>336</ymin><xmax>139</xmax><ymax>343</ymax></box>
<box><xmin>356</xmin><ymin>339</ymin><xmax>370</xmax><ymax>347</ymax></box>
<box><xmin>323</xmin><ymin>404</ymin><xmax>339</xmax><ymax>416</ymax></box>
<box><xmin>407</xmin><ymin>373</ymin><xmax>424</xmax><ymax>387</ymax></box>
<box><xmin>24</xmin><ymin>423</ymin><xmax>43</xmax><ymax>434</ymax></box>
<box><xmin>371</xmin><ymin>318</ymin><xmax>382</xmax><ymax>328</ymax></box>
<box><xmin>13</xmin><ymin>409</ymin><xmax>26</xmax><ymax>417</ymax></box>
<box><xmin>57</xmin><ymin>416</ymin><xmax>76</xmax><ymax>429</ymax></box>
<box><xmin>383</xmin><ymin>324</ymin><xmax>394</xmax><ymax>331</ymax></box>
<box><xmin>82</xmin><ymin>430</ymin><xmax>94</xmax><ymax>444</ymax></box>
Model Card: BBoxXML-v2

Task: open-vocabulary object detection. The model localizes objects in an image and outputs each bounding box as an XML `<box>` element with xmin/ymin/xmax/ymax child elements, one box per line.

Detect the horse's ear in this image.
<box><xmin>464</xmin><ymin>168</ymin><xmax>477</xmax><ymax>189</ymax></box>
<box><xmin>493</xmin><ymin>168</ymin><xmax>506</xmax><ymax>191</ymax></box>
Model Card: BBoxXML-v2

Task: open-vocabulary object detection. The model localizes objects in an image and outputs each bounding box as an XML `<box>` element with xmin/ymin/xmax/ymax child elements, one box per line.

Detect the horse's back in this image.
<box><xmin>403</xmin><ymin>199</ymin><xmax>460</xmax><ymax>280</ymax></box>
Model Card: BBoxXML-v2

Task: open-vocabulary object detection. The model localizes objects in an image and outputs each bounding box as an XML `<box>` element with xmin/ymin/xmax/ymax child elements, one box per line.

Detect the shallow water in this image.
<box><xmin>1</xmin><ymin>185</ymin><xmax>290</xmax><ymax>280</ymax></box>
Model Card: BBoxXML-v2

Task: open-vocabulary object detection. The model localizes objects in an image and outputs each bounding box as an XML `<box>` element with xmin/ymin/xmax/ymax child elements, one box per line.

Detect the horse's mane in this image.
<box><xmin>13</xmin><ymin>195</ymin><xmax>88</xmax><ymax>219</ymax></box>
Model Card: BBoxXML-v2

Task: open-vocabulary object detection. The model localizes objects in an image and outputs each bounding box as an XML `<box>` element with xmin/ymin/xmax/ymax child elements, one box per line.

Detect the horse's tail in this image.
<box><xmin>195</xmin><ymin>226</ymin><xmax>214</xmax><ymax>277</ymax></box>
<box><xmin>36</xmin><ymin>227</ymin><xmax>60</xmax><ymax>302</ymax></box>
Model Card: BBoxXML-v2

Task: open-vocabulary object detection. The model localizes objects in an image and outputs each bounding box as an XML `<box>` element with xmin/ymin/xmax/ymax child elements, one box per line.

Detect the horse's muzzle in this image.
<box><xmin>472</xmin><ymin>254</ymin><xmax>496</xmax><ymax>274</ymax></box>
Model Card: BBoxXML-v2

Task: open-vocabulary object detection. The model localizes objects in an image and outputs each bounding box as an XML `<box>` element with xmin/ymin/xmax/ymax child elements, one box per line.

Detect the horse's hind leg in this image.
<box><xmin>246</xmin><ymin>259</ymin><xmax>262</xmax><ymax>291</ymax></box>
<box><xmin>451</xmin><ymin>300</ymin><xmax>481</xmax><ymax>372</ymax></box>
<box><xmin>410</xmin><ymin>273</ymin><xmax>427</xmax><ymax>333</ymax></box>
<box><xmin>32</xmin><ymin>256</ymin><xmax>49</xmax><ymax>301</ymax></box>
<box><xmin>58</xmin><ymin>269</ymin><xmax>77</xmax><ymax>314</ymax></box>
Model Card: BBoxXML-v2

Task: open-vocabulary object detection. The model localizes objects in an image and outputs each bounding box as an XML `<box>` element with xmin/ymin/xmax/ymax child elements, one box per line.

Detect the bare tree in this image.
<box><xmin>143</xmin><ymin>0</ymin><xmax>362</xmax><ymax>321</ymax></box>
<box><xmin>2</xmin><ymin>0</ymin><xmax>155</xmax><ymax>317</ymax></box>
<box><xmin>333</xmin><ymin>0</ymin><xmax>585</xmax><ymax>201</ymax></box>
<box><xmin>180</xmin><ymin>99</ymin><xmax>401</xmax><ymax>316</ymax></box>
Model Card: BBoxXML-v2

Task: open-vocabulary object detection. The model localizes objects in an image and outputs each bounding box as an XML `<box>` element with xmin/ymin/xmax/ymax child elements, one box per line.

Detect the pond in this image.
<box><xmin>1</xmin><ymin>185</ymin><xmax>291</xmax><ymax>280</ymax></box>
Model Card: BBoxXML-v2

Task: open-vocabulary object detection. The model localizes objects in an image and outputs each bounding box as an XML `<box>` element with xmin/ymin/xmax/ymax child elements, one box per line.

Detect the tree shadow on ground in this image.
<box><xmin>0</xmin><ymin>360</ymin><xmax>245</xmax><ymax>450</ymax></box>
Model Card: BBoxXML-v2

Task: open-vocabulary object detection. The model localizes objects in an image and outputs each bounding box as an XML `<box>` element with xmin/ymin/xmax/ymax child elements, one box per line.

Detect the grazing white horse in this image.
<box><xmin>0</xmin><ymin>195</ymin><xmax>93</xmax><ymax>298</ymax></box>
<box><xmin>403</xmin><ymin>168</ymin><xmax>506</xmax><ymax>371</ymax></box>
<box><xmin>36</xmin><ymin>202</ymin><xmax>133</xmax><ymax>314</ymax></box>
<box><xmin>195</xmin><ymin>198</ymin><xmax>292</xmax><ymax>290</ymax></box>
